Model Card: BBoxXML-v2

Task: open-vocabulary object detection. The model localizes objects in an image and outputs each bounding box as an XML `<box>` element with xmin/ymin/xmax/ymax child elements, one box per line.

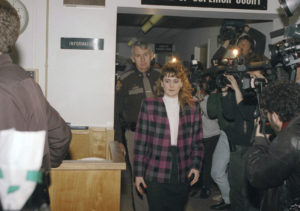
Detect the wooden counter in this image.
<box><xmin>49</xmin><ymin>142</ymin><xmax>125</xmax><ymax>211</ymax></box>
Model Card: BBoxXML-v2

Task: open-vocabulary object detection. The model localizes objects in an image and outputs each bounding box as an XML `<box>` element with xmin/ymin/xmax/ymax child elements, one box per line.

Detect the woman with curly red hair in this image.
<box><xmin>133</xmin><ymin>61</ymin><xmax>204</xmax><ymax>211</ymax></box>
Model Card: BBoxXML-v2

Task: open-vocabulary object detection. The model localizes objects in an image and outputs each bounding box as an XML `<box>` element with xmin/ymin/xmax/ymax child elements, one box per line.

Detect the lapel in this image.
<box><xmin>178</xmin><ymin>107</ymin><xmax>186</xmax><ymax>147</ymax></box>
<box><xmin>157</xmin><ymin>97</ymin><xmax>169</xmax><ymax>129</ymax></box>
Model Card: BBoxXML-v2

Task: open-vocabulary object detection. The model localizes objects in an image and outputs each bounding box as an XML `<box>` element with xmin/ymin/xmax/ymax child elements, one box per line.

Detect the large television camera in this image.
<box><xmin>189</xmin><ymin>59</ymin><xmax>218</xmax><ymax>94</ymax></box>
<box><xmin>269</xmin><ymin>24</ymin><xmax>300</xmax><ymax>81</ymax></box>
<box><xmin>209</xmin><ymin>53</ymin><xmax>272</xmax><ymax>91</ymax></box>
<box><xmin>218</xmin><ymin>20</ymin><xmax>245</xmax><ymax>45</ymax></box>
<box><xmin>210</xmin><ymin>23</ymin><xmax>300</xmax><ymax>92</ymax></box>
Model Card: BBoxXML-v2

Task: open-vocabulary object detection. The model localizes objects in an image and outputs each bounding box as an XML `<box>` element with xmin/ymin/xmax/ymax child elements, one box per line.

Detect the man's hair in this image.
<box><xmin>237</xmin><ymin>35</ymin><xmax>255</xmax><ymax>51</ymax></box>
<box><xmin>131</xmin><ymin>41</ymin><xmax>153</xmax><ymax>55</ymax></box>
<box><xmin>0</xmin><ymin>1</ymin><xmax>20</xmax><ymax>53</ymax></box>
<box><xmin>260</xmin><ymin>80</ymin><xmax>300</xmax><ymax>122</ymax></box>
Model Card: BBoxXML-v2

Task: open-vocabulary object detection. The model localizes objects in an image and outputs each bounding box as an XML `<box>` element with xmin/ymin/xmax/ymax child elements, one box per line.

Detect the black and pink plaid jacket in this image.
<box><xmin>133</xmin><ymin>97</ymin><xmax>204</xmax><ymax>183</ymax></box>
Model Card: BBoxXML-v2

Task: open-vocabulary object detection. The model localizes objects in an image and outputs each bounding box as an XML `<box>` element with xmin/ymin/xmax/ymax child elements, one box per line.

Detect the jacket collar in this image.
<box><xmin>285</xmin><ymin>114</ymin><xmax>300</xmax><ymax>129</ymax></box>
<box><xmin>133</xmin><ymin>65</ymin><xmax>152</xmax><ymax>77</ymax></box>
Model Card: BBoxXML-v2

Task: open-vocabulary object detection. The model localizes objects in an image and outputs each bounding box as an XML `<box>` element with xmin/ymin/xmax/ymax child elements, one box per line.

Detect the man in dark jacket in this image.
<box><xmin>221</xmin><ymin>73</ymin><xmax>259</xmax><ymax>211</ymax></box>
<box><xmin>0</xmin><ymin>0</ymin><xmax>71</xmax><ymax>173</ymax></box>
<box><xmin>0</xmin><ymin>1</ymin><xmax>71</xmax><ymax>209</ymax></box>
<box><xmin>247</xmin><ymin>81</ymin><xmax>300</xmax><ymax>211</ymax></box>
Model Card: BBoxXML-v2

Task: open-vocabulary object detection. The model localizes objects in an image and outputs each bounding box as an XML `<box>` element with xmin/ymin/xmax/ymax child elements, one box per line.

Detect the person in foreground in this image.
<box><xmin>246</xmin><ymin>80</ymin><xmax>300</xmax><ymax>211</ymax></box>
<box><xmin>133</xmin><ymin>61</ymin><xmax>204</xmax><ymax>211</ymax></box>
<box><xmin>0</xmin><ymin>1</ymin><xmax>71</xmax><ymax>209</ymax></box>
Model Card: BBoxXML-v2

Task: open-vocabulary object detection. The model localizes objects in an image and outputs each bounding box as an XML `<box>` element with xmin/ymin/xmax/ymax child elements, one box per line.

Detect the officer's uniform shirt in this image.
<box><xmin>114</xmin><ymin>66</ymin><xmax>160</xmax><ymax>142</ymax></box>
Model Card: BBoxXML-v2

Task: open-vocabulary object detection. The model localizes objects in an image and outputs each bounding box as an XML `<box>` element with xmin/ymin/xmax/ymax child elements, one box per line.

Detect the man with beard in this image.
<box><xmin>247</xmin><ymin>81</ymin><xmax>300</xmax><ymax>211</ymax></box>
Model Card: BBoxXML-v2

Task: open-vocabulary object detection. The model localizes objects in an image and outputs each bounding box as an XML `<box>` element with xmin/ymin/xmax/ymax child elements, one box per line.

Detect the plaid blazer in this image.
<box><xmin>133</xmin><ymin>97</ymin><xmax>204</xmax><ymax>183</ymax></box>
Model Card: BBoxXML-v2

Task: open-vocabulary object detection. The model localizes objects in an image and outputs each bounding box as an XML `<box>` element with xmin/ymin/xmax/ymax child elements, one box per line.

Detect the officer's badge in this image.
<box><xmin>116</xmin><ymin>80</ymin><xmax>122</xmax><ymax>91</ymax></box>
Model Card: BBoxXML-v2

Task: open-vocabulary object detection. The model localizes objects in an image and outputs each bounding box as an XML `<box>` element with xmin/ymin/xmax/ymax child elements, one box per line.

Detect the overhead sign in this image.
<box><xmin>64</xmin><ymin>0</ymin><xmax>105</xmax><ymax>6</ymax></box>
<box><xmin>155</xmin><ymin>43</ymin><xmax>173</xmax><ymax>53</ymax></box>
<box><xmin>61</xmin><ymin>38</ymin><xmax>104</xmax><ymax>50</ymax></box>
<box><xmin>142</xmin><ymin>0</ymin><xmax>267</xmax><ymax>10</ymax></box>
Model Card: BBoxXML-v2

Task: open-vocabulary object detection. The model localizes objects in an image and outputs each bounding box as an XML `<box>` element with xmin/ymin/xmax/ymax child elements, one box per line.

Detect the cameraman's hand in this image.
<box><xmin>244</xmin><ymin>25</ymin><xmax>250</xmax><ymax>33</ymax></box>
<box><xmin>224</xmin><ymin>74</ymin><xmax>243</xmax><ymax>104</ymax></box>
<box><xmin>255</xmin><ymin>117</ymin><xmax>264</xmax><ymax>138</ymax></box>
<box><xmin>224</xmin><ymin>74</ymin><xmax>239</xmax><ymax>92</ymax></box>
<box><xmin>222</xmin><ymin>40</ymin><xmax>230</xmax><ymax>49</ymax></box>
<box><xmin>255</xmin><ymin>117</ymin><xmax>270</xmax><ymax>139</ymax></box>
<box><xmin>195</xmin><ymin>86</ymin><xmax>204</xmax><ymax>102</ymax></box>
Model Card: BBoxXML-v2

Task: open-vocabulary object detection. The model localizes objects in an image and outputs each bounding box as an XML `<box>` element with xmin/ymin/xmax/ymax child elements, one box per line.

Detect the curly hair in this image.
<box><xmin>154</xmin><ymin>61</ymin><xmax>194</xmax><ymax>110</ymax></box>
<box><xmin>0</xmin><ymin>1</ymin><xmax>20</xmax><ymax>53</ymax></box>
<box><xmin>260</xmin><ymin>80</ymin><xmax>300</xmax><ymax>122</ymax></box>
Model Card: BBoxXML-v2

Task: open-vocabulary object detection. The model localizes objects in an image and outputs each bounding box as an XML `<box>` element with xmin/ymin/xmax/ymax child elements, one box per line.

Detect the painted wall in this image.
<box><xmin>16</xmin><ymin>0</ymin><xmax>283</xmax><ymax>129</ymax></box>
<box><xmin>13</xmin><ymin>0</ymin><xmax>47</xmax><ymax>93</ymax></box>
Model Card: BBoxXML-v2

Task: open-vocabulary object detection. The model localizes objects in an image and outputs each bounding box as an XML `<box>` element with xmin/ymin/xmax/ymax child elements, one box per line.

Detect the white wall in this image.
<box><xmin>173</xmin><ymin>26</ymin><xmax>220</xmax><ymax>65</ymax></box>
<box><xmin>15</xmin><ymin>0</ymin><xmax>284</xmax><ymax>129</ymax></box>
<box><xmin>47</xmin><ymin>0</ymin><xmax>117</xmax><ymax>128</ymax></box>
<box><xmin>13</xmin><ymin>0</ymin><xmax>47</xmax><ymax>92</ymax></box>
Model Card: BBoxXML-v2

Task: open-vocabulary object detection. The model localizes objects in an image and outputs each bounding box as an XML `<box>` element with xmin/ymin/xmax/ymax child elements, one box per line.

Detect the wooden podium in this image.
<box><xmin>49</xmin><ymin>129</ymin><xmax>125</xmax><ymax>211</ymax></box>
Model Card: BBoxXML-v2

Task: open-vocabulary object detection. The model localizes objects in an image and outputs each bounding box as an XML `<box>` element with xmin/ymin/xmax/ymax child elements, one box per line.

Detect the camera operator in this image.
<box><xmin>246</xmin><ymin>81</ymin><xmax>300</xmax><ymax>211</ymax></box>
<box><xmin>212</xmin><ymin>25</ymin><xmax>267</xmax><ymax>66</ymax></box>
<box><xmin>206</xmin><ymin>82</ymin><xmax>235</xmax><ymax>210</ymax></box>
<box><xmin>220</xmin><ymin>70</ymin><xmax>265</xmax><ymax>211</ymax></box>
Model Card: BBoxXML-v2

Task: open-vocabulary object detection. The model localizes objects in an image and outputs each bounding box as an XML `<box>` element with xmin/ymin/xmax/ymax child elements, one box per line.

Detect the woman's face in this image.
<box><xmin>161</xmin><ymin>74</ymin><xmax>183</xmax><ymax>98</ymax></box>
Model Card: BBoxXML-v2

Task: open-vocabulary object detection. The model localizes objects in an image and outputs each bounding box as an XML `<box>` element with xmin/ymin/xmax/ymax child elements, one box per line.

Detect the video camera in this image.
<box><xmin>189</xmin><ymin>59</ymin><xmax>217</xmax><ymax>94</ymax></box>
<box><xmin>269</xmin><ymin>24</ymin><xmax>300</xmax><ymax>81</ymax></box>
<box><xmin>218</xmin><ymin>20</ymin><xmax>245</xmax><ymax>45</ymax></box>
<box><xmin>211</xmin><ymin>54</ymin><xmax>272</xmax><ymax>92</ymax></box>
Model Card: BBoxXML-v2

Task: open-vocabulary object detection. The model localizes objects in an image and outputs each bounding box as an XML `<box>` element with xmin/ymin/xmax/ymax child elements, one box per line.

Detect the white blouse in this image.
<box><xmin>163</xmin><ymin>95</ymin><xmax>180</xmax><ymax>146</ymax></box>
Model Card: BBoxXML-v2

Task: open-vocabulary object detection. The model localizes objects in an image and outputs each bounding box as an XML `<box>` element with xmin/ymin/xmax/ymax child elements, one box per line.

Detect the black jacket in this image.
<box><xmin>247</xmin><ymin>115</ymin><xmax>300</xmax><ymax>211</ymax></box>
<box><xmin>221</xmin><ymin>91</ymin><xmax>256</xmax><ymax>148</ymax></box>
<box><xmin>114</xmin><ymin>66</ymin><xmax>160</xmax><ymax>142</ymax></box>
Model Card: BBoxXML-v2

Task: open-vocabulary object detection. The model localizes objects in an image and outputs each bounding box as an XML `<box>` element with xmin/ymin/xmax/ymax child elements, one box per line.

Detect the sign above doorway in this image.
<box><xmin>64</xmin><ymin>0</ymin><xmax>105</xmax><ymax>6</ymax></box>
<box><xmin>141</xmin><ymin>0</ymin><xmax>267</xmax><ymax>10</ymax></box>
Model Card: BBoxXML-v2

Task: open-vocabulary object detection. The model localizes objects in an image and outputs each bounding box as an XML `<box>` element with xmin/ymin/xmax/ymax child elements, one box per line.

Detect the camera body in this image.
<box><xmin>269</xmin><ymin>38</ymin><xmax>300</xmax><ymax>67</ymax></box>
<box><xmin>218</xmin><ymin>20</ymin><xmax>245</xmax><ymax>45</ymax></box>
<box><xmin>213</xmin><ymin>55</ymin><xmax>269</xmax><ymax>91</ymax></box>
<box><xmin>268</xmin><ymin>24</ymin><xmax>300</xmax><ymax>81</ymax></box>
<box><xmin>189</xmin><ymin>60</ymin><xmax>217</xmax><ymax>94</ymax></box>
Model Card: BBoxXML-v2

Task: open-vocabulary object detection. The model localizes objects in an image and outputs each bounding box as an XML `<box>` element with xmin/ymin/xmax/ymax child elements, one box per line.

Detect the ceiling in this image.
<box><xmin>116</xmin><ymin>13</ymin><xmax>271</xmax><ymax>43</ymax></box>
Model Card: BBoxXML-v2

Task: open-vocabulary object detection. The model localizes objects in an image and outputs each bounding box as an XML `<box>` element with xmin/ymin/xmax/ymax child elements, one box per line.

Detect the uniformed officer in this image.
<box><xmin>115</xmin><ymin>41</ymin><xmax>160</xmax><ymax>211</ymax></box>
